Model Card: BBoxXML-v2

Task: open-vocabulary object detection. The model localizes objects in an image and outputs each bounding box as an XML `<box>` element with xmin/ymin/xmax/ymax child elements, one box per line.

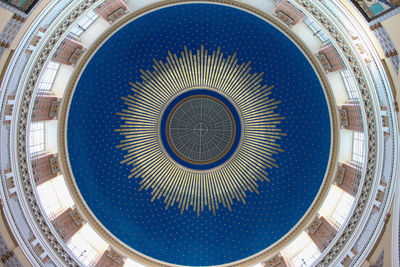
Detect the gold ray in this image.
<box><xmin>116</xmin><ymin>46</ymin><xmax>285</xmax><ymax>215</ymax></box>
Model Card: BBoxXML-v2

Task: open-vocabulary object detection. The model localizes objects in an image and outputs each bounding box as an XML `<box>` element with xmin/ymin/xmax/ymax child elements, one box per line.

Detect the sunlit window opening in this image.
<box><xmin>37</xmin><ymin>62</ymin><xmax>60</xmax><ymax>91</ymax></box>
<box><xmin>352</xmin><ymin>131</ymin><xmax>365</xmax><ymax>164</ymax></box>
<box><xmin>341</xmin><ymin>70</ymin><xmax>359</xmax><ymax>100</ymax></box>
<box><xmin>5</xmin><ymin>0</ymin><xmax>394</xmax><ymax>266</ymax></box>
<box><xmin>291</xmin><ymin>241</ymin><xmax>321</xmax><ymax>266</ymax></box>
<box><xmin>330</xmin><ymin>192</ymin><xmax>354</xmax><ymax>226</ymax></box>
<box><xmin>125</xmin><ymin>258</ymin><xmax>147</xmax><ymax>267</ymax></box>
<box><xmin>285</xmin><ymin>232</ymin><xmax>322</xmax><ymax>267</ymax></box>
<box><xmin>36</xmin><ymin>175</ymin><xmax>74</xmax><ymax>217</ymax></box>
<box><xmin>68</xmin><ymin>224</ymin><xmax>108</xmax><ymax>266</ymax></box>
<box><xmin>69</xmin><ymin>10</ymin><xmax>99</xmax><ymax>36</ymax></box>
<box><xmin>303</xmin><ymin>16</ymin><xmax>329</xmax><ymax>42</ymax></box>
<box><xmin>319</xmin><ymin>185</ymin><xmax>355</xmax><ymax>227</ymax></box>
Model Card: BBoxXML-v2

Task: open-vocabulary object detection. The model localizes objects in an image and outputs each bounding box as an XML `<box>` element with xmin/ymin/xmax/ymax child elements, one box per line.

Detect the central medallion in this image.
<box><xmin>192</xmin><ymin>122</ymin><xmax>209</xmax><ymax>138</ymax></box>
<box><xmin>166</xmin><ymin>95</ymin><xmax>235</xmax><ymax>164</ymax></box>
<box><xmin>160</xmin><ymin>89</ymin><xmax>242</xmax><ymax>171</ymax></box>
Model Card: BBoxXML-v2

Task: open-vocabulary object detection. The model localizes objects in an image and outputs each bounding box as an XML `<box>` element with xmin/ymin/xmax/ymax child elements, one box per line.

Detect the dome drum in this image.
<box><xmin>0</xmin><ymin>0</ymin><xmax>398</xmax><ymax>266</ymax></box>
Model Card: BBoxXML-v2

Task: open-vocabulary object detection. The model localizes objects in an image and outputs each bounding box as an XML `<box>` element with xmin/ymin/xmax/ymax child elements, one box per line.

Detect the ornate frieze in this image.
<box><xmin>0</xmin><ymin>0</ymin><xmax>396</xmax><ymax>266</ymax></box>
<box><xmin>10</xmin><ymin>0</ymin><xmax>99</xmax><ymax>266</ymax></box>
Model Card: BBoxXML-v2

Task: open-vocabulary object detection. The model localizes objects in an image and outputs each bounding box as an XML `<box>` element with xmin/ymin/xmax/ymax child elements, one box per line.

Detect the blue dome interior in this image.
<box><xmin>67</xmin><ymin>3</ymin><xmax>331</xmax><ymax>266</ymax></box>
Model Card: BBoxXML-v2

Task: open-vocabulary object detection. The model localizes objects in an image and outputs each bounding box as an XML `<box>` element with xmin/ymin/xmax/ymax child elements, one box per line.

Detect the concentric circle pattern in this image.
<box><xmin>66</xmin><ymin>3</ymin><xmax>332</xmax><ymax>266</ymax></box>
<box><xmin>167</xmin><ymin>95</ymin><xmax>235</xmax><ymax>164</ymax></box>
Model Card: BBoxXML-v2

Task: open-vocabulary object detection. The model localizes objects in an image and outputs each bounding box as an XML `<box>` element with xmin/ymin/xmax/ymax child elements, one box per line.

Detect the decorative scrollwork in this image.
<box><xmin>293</xmin><ymin>0</ymin><xmax>379</xmax><ymax>265</ymax></box>
<box><xmin>14</xmin><ymin>1</ymin><xmax>99</xmax><ymax>266</ymax></box>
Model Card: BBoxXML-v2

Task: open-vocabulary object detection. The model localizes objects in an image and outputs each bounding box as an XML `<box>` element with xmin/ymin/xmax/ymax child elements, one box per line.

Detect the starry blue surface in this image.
<box><xmin>67</xmin><ymin>4</ymin><xmax>331</xmax><ymax>266</ymax></box>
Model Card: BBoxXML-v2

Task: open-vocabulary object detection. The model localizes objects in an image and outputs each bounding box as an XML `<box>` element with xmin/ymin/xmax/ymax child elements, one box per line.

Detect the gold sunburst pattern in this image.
<box><xmin>116</xmin><ymin>46</ymin><xmax>285</xmax><ymax>215</ymax></box>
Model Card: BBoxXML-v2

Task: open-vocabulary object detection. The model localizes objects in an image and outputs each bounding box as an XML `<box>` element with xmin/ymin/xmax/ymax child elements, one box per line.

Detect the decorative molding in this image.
<box><xmin>0</xmin><ymin>232</ymin><xmax>23</xmax><ymax>266</ymax></box>
<box><xmin>290</xmin><ymin>0</ymin><xmax>396</xmax><ymax>266</ymax></box>
<box><xmin>0</xmin><ymin>14</ymin><xmax>25</xmax><ymax>58</ymax></box>
<box><xmin>262</xmin><ymin>254</ymin><xmax>286</xmax><ymax>267</ymax></box>
<box><xmin>308</xmin><ymin>216</ymin><xmax>323</xmax><ymax>235</ymax></box>
<box><xmin>340</xmin><ymin>107</ymin><xmax>349</xmax><ymax>127</ymax></box>
<box><xmin>10</xmin><ymin>0</ymin><xmax>100</xmax><ymax>266</ymax></box>
<box><xmin>317</xmin><ymin>52</ymin><xmax>333</xmax><ymax>72</ymax></box>
<box><xmin>108</xmin><ymin>7</ymin><xmax>126</xmax><ymax>22</ymax></box>
<box><xmin>0</xmin><ymin>0</ymin><xmax>82</xmax><ymax>265</ymax></box>
<box><xmin>0</xmin><ymin>0</ymin><xmax>43</xmax><ymax>17</ymax></box>
<box><xmin>49</xmin><ymin>157</ymin><xmax>59</xmax><ymax>175</ymax></box>
<box><xmin>335</xmin><ymin>165</ymin><xmax>346</xmax><ymax>184</ymax></box>
<box><xmin>69</xmin><ymin>208</ymin><xmax>83</xmax><ymax>226</ymax></box>
<box><xmin>0</xmin><ymin>0</ymin><xmax>397</xmax><ymax>266</ymax></box>
<box><xmin>107</xmin><ymin>248</ymin><xmax>123</xmax><ymax>264</ymax></box>
<box><xmin>68</xmin><ymin>47</ymin><xmax>84</xmax><ymax>65</ymax></box>
<box><xmin>48</xmin><ymin>100</ymin><xmax>59</xmax><ymax>118</ymax></box>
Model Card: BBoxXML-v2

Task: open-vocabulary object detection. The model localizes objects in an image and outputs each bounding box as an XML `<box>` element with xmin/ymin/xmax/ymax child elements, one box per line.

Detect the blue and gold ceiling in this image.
<box><xmin>67</xmin><ymin>3</ymin><xmax>331</xmax><ymax>266</ymax></box>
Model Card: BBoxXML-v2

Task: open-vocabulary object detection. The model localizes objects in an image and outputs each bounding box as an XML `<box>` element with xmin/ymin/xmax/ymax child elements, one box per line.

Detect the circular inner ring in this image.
<box><xmin>166</xmin><ymin>95</ymin><xmax>236</xmax><ymax>164</ymax></box>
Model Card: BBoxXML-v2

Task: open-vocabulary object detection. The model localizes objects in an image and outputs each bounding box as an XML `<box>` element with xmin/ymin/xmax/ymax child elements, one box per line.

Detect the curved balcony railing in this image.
<box><xmin>1</xmin><ymin>0</ymin><xmax>398</xmax><ymax>266</ymax></box>
<box><xmin>22</xmin><ymin>0</ymin><xmax>379</xmax><ymax>266</ymax></box>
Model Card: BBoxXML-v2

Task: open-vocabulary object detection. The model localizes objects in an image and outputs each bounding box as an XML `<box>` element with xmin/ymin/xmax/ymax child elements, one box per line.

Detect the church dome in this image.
<box><xmin>0</xmin><ymin>0</ymin><xmax>399</xmax><ymax>266</ymax></box>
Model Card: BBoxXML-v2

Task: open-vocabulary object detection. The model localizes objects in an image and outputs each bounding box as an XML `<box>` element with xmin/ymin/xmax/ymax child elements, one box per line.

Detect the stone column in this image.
<box><xmin>274</xmin><ymin>0</ymin><xmax>305</xmax><ymax>26</ymax></box>
<box><xmin>26</xmin><ymin>27</ymin><xmax>46</xmax><ymax>54</ymax></box>
<box><xmin>51</xmin><ymin>207</ymin><xmax>84</xmax><ymax>241</ymax></box>
<box><xmin>94</xmin><ymin>0</ymin><xmax>129</xmax><ymax>22</ymax></box>
<box><xmin>335</xmin><ymin>162</ymin><xmax>362</xmax><ymax>196</ymax></box>
<box><xmin>340</xmin><ymin>104</ymin><xmax>363</xmax><ymax>131</ymax></box>
<box><xmin>262</xmin><ymin>254</ymin><xmax>289</xmax><ymax>267</ymax></box>
<box><xmin>370</xmin><ymin>22</ymin><xmax>399</xmax><ymax>59</ymax></box>
<box><xmin>95</xmin><ymin>248</ymin><xmax>125</xmax><ymax>267</ymax></box>
<box><xmin>31</xmin><ymin>153</ymin><xmax>60</xmax><ymax>186</ymax></box>
<box><xmin>3</xmin><ymin>95</ymin><xmax>15</xmax><ymax>125</ymax></box>
<box><xmin>52</xmin><ymin>37</ymin><xmax>84</xmax><ymax>66</ymax></box>
<box><xmin>4</xmin><ymin>168</ymin><xmax>17</xmax><ymax>199</ymax></box>
<box><xmin>307</xmin><ymin>216</ymin><xmax>338</xmax><ymax>251</ymax></box>
<box><xmin>317</xmin><ymin>43</ymin><xmax>345</xmax><ymax>72</ymax></box>
<box><xmin>32</xmin><ymin>95</ymin><xmax>59</xmax><ymax>121</ymax></box>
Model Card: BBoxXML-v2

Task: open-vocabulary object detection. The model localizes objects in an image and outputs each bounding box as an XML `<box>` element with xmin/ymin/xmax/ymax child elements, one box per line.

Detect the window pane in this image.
<box><xmin>291</xmin><ymin>241</ymin><xmax>321</xmax><ymax>266</ymax></box>
<box><xmin>69</xmin><ymin>10</ymin><xmax>98</xmax><ymax>36</ymax></box>
<box><xmin>38</xmin><ymin>62</ymin><xmax>60</xmax><ymax>91</ymax></box>
<box><xmin>330</xmin><ymin>192</ymin><xmax>354</xmax><ymax>226</ymax></box>
<box><xmin>30</xmin><ymin>122</ymin><xmax>45</xmax><ymax>153</ymax></box>
<box><xmin>352</xmin><ymin>131</ymin><xmax>364</xmax><ymax>164</ymax></box>
<box><xmin>341</xmin><ymin>70</ymin><xmax>359</xmax><ymax>100</ymax></box>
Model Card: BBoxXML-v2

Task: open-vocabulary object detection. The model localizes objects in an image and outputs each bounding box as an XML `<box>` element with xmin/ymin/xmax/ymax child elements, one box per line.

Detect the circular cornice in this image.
<box><xmin>58</xmin><ymin>1</ymin><xmax>338</xmax><ymax>266</ymax></box>
<box><xmin>290</xmin><ymin>0</ymin><xmax>383</xmax><ymax>265</ymax></box>
<box><xmin>4</xmin><ymin>0</ymin><xmax>396</xmax><ymax>266</ymax></box>
<box><xmin>11</xmin><ymin>1</ymin><xmax>99</xmax><ymax>266</ymax></box>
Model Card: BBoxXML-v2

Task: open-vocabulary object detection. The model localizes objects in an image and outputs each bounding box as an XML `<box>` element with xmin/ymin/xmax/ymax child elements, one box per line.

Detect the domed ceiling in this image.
<box><xmin>65</xmin><ymin>3</ymin><xmax>331</xmax><ymax>266</ymax></box>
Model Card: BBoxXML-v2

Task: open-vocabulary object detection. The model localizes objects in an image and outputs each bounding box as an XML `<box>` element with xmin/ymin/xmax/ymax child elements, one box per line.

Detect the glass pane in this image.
<box><xmin>30</xmin><ymin>122</ymin><xmax>45</xmax><ymax>153</ymax></box>
<box><xmin>38</xmin><ymin>62</ymin><xmax>60</xmax><ymax>91</ymax></box>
